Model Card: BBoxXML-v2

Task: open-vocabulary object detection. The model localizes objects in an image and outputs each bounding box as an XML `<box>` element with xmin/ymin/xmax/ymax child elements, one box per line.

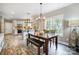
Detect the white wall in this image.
<box><xmin>0</xmin><ymin>16</ymin><xmax>4</xmax><ymax>33</ymax></box>
<box><xmin>45</xmin><ymin>3</ymin><xmax>79</xmax><ymax>20</ymax></box>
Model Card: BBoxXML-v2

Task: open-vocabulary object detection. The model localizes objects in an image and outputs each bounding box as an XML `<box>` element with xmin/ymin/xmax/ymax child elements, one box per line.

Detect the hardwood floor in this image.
<box><xmin>0</xmin><ymin>34</ymin><xmax>79</xmax><ymax>55</ymax></box>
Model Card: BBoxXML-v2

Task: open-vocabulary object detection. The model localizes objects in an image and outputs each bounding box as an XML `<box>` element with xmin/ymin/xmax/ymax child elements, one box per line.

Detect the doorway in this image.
<box><xmin>4</xmin><ymin>20</ymin><xmax>13</xmax><ymax>35</ymax></box>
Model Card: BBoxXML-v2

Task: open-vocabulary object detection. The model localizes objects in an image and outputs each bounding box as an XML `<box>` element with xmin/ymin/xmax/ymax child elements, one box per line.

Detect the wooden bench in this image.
<box><xmin>27</xmin><ymin>34</ymin><xmax>45</xmax><ymax>55</ymax></box>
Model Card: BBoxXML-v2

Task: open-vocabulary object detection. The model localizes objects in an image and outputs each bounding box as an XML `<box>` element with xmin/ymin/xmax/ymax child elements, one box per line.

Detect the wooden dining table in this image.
<box><xmin>28</xmin><ymin>33</ymin><xmax>58</xmax><ymax>55</ymax></box>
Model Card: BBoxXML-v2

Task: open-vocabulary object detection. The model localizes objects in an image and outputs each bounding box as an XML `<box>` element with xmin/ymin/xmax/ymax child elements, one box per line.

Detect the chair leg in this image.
<box><xmin>38</xmin><ymin>47</ymin><xmax>40</xmax><ymax>55</ymax></box>
<box><xmin>50</xmin><ymin>40</ymin><xmax>51</xmax><ymax>48</ymax></box>
<box><xmin>53</xmin><ymin>38</ymin><xmax>54</xmax><ymax>45</ymax></box>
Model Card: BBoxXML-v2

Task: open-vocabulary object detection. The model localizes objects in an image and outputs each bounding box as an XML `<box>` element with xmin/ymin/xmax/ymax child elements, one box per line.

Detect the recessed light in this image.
<box><xmin>27</xmin><ymin>11</ymin><xmax>31</xmax><ymax>15</ymax></box>
<box><xmin>11</xmin><ymin>11</ymin><xmax>15</xmax><ymax>15</ymax></box>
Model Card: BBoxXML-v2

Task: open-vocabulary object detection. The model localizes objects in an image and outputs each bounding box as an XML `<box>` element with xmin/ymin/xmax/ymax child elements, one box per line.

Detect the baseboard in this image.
<box><xmin>58</xmin><ymin>42</ymin><xmax>75</xmax><ymax>48</ymax></box>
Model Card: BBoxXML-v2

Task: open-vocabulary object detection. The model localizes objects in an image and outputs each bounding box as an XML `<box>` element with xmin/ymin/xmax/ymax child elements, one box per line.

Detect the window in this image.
<box><xmin>44</xmin><ymin>14</ymin><xmax>63</xmax><ymax>36</ymax></box>
<box><xmin>45</xmin><ymin>18</ymin><xmax>53</xmax><ymax>30</ymax></box>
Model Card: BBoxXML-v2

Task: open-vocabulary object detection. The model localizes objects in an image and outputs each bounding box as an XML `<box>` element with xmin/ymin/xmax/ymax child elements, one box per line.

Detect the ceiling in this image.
<box><xmin>0</xmin><ymin>3</ymin><xmax>72</xmax><ymax>19</ymax></box>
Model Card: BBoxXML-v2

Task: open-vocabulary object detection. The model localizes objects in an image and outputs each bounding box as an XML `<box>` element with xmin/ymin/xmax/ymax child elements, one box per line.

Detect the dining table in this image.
<box><xmin>28</xmin><ymin>33</ymin><xmax>58</xmax><ymax>55</ymax></box>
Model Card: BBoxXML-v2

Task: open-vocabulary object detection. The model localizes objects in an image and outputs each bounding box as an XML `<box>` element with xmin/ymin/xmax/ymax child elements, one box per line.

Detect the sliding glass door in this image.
<box><xmin>53</xmin><ymin>15</ymin><xmax>63</xmax><ymax>36</ymax></box>
<box><xmin>45</xmin><ymin>18</ymin><xmax>53</xmax><ymax>30</ymax></box>
<box><xmin>44</xmin><ymin>14</ymin><xmax>63</xmax><ymax>36</ymax></box>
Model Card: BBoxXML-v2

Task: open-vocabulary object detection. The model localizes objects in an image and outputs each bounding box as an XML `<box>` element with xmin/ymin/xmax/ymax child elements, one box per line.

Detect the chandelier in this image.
<box><xmin>38</xmin><ymin>3</ymin><xmax>45</xmax><ymax>20</ymax></box>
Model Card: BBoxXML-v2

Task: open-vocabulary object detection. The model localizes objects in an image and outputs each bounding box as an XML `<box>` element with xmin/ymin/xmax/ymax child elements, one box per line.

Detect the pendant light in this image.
<box><xmin>38</xmin><ymin>3</ymin><xmax>45</xmax><ymax>20</ymax></box>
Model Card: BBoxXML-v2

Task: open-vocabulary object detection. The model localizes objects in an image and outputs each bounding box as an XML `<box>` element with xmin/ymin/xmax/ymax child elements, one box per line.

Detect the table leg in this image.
<box><xmin>55</xmin><ymin>36</ymin><xmax>58</xmax><ymax>50</ymax></box>
<box><xmin>45</xmin><ymin>39</ymin><xmax>48</xmax><ymax>55</ymax></box>
<box><xmin>27</xmin><ymin>39</ymin><xmax>28</xmax><ymax>46</ymax></box>
<box><xmin>53</xmin><ymin>38</ymin><xmax>54</xmax><ymax>45</ymax></box>
<box><xmin>38</xmin><ymin>47</ymin><xmax>40</xmax><ymax>55</ymax></box>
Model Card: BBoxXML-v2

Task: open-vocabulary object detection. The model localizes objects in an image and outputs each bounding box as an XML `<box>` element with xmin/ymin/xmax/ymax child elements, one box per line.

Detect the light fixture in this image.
<box><xmin>11</xmin><ymin>11</ymin><xmax>15</xmax><ymax>15</ymax></box>
<box><xmin>38</xmin><ymin>3</ymin><xmax>45</xmax><ymax>20</ymax></box>
<box><xmin>27</xmin><ymin>11</ymin><xmax>31</xmax><ymax>19</ymax></box>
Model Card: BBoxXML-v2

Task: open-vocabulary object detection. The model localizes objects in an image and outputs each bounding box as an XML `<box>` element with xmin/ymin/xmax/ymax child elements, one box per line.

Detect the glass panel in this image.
<box><xmin>45</xmin><ymin>18</ymin><xmax>53</xmax><ymax>30</ymax></box>
<box><xmin>44</xmin><ymin>14</ymin><xmax>63</xmax><ymax>36</ymax></box>
<box><xmin>53</xmin><ymin>15</ymin><xmax>63</xmax><ymax>36</ymax></box>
